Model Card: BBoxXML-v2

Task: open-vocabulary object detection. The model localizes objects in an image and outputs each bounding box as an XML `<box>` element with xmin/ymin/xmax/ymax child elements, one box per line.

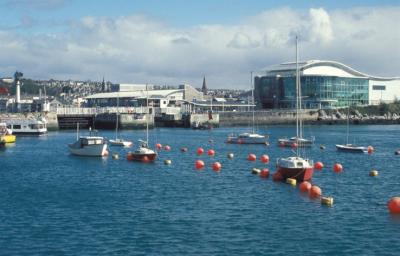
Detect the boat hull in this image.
<box><xmin>277</xmin><ymin>166</ymin><xmax>314</xmax><ymax>182</ymax></box>
<box><xmin>278</xmin><ymin>138</ymin><xmax>313</xmax><ymax>148</ymax></box>
<box><xmin>227</xmin><ymin>137</ymin><xmax>268</xmax><ymax>144</ymax></box>
<box><xmin>0</xmin><ymin>134</ymin><xmax>16</xmax><ymax>143</ymax></box>
<box><xmin>127</xmin><ymin>153</ymin><xmax>157</xmax><ymax>162</ymax></box>
<box><xmin>336</xmin><ymin>144</ymin><xmax>367</xmax><ymax>153</ymax></box>
<box><xmin>69</xmin><ymin>144</ymin><xmax>108</xmax><ymax>157</ymax></box>
<box><xmin>109</xmin><ymin>139</ymin><xmax>132</xmax><ymax>147</ymax></box>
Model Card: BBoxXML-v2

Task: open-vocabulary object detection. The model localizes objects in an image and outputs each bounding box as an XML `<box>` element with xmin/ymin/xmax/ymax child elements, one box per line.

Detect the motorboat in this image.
<box><xmin>275</xmin><ymin>36</ymin><xmax>314</xmax><ymax>182</ymax></box>
<box><xmin>68</xmin><ymin>124</ymin><xmax>108</xmax><ymax>156</ymax></box>
<box><xmin>227</xmin><ymin>132</ymin><xmax>268</xmax><ymax>144</ymax></box>
<box><xmin>278</xmin><ymin>136</ymin><xmax>314</xmax><ymax>147</ymax></box>
<box><xmin>126</xmin><ymin>140</ymin><xmax>157</xmax><ymax>162</ymax></box>
<box><xmin>335</xmin><ymin>144</ymin><xmax>368</xmax><ymax>153</ymax></box>
<box><xmin>2</xmin><ymin>117</ymin><xmax>47</xmax><ymax>135</ymax></box>
<box><xmin>0</xmin><ymin>122</ymin><xmax>16</xmax><ymax>147</ymax></box>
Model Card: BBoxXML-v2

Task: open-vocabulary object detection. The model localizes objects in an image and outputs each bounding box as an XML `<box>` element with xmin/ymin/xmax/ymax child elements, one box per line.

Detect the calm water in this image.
<box><xmin>1</xmin><ymin>125</ymin><xmax>400</xmax><ymax>255</ymax></box>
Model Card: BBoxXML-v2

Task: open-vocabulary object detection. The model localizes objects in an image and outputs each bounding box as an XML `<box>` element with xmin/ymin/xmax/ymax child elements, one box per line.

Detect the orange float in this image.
<box><xmin>260</xmin><ymin>154</ymin><xmax>269</xmax><ymax>164</ymax></box>
<box><xmin>291</xmin><ymin>142</ymin><xmax>298</xmax><ymax>149</ymax></box>
<box><xmin>259</xmin><ymin>168</ymin><xmax>269</xmax><ymax>178</ymax></box>
<box><xmin>309</xmin><ymin>185</ymin><xmax>322</xmax><ymax>198</ymax></box>
<box><xmin>333</xmin><ymin>163</ymin><xmax>343</xmax><ymax>173</ymax></box>
<box><xmin>314</xmin><ymin>161</ymin><xmax>324</xmax><ymax>170</ymax></box>
<box><xmin>196</xmin><ymin>147</ymin><xmax>204</xmax><ymax>155</ymax></box>
<box><xmin>247</xmin><ymin>154</ymin><xmax>256</xmax><ymax>161</ymax></box>
<box><xmin>368</xmin><ymin>146</ymin><xmax>374</xmax><ymax>154</ymax></box>
<box><xmin>207</xmin><ymin>149</ymin><xmax>215</xmax><ymax>156</ymax></box>
<box><xmin>195</xmin><ymin>160</ymin><xmax>205</xmax><ymax>170</ymax></box>
<box><xmin>156</xmin><ymin>143</ymin><xmax>162</xmax><ymax>150</ymax></box>
<box><xmin>299</xmin><ymin>181</ymin><xmax>312</xmax><ymax>193</ymax></box>
<box><xmin>212</xmin><ymin>162</ymin><xmax>222</xmax><ymax>172</ymax></box>
<box><xmin>388</xmin><ymin>197</ymin><xmax>400</xmax><ymax>214</ymax></box>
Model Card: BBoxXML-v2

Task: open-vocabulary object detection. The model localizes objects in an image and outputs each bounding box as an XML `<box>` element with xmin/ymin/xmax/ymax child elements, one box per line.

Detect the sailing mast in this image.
<box><xmin>251</xmin><ymin>71</ymin><xmax>255</xmax><ymax>134</ymax></box>
<box><xmin>146</xmin><ymin>84</ymin><xmax>149</xmax><ymax>144</ymax></box>
<box><xmin>115</xmin><ymin>94</ymin><xmax>119</xmax><ymax>140</ymax></box>
<box><xmin>295</xmin><ymin>35</ymin><xmax>300</xmax><ymax>156</ymax></box>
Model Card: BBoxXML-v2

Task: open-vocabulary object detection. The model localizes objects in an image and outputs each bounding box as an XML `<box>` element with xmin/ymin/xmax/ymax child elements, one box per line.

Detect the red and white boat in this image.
<box><xmin>275</xmin><ymin>36</ymin><xmax>314</xmax><ymax>182</ymax></box>
<box><xmin>126</xmin><ymin>140</ymin><xmax>157</xmax><ymax>162</ymax></box>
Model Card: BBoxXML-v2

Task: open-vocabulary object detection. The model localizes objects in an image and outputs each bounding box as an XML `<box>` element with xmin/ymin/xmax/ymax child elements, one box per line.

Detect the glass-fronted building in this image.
<box><xmin>255</xmin><ymin>60</ymin><xmax>400</xmax><ymax>109</ymax></box>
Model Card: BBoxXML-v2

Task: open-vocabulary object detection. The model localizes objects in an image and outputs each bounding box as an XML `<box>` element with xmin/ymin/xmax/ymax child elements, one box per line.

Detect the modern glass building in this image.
<box><xmin>255</xmin><ymin>60</ymin><xmax>400</xmax><ymax>109</ymax></box>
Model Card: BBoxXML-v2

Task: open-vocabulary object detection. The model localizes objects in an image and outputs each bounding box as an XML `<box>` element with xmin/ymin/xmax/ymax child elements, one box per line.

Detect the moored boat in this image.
<box><xmin>69</xmin><ymin>136</ymin><xmax>108</xmax><ymax>156</ymax></box>
<box><xmin>109</xmin><ymin>138</ymin><xmax>133</xmax><ymax>147</ymax></box>
<box><xmin>278</xmin><ymin>136</ymin><xmax>314</xmax><ymax>147</ymax></box>
<box><xmin>335</xmin><ymin>144</ymin><xmax>367</xmax><ymax>153</ymax></box>
<box><xmin>126</xmin><ymin>140</ymin><xmax>157</xmax><ymax>162</ymax></box>
<box><xmin>1</xmin><ymin>117</ymin><xmax>47</xmax><ymax>135</ymax></box>
<box><xmin>0</xmin><ymin>122</ymin><xmax>16</xmax><ymax>145</ymax></box>
<box><xmin>227</xmin><ymin>132</ymin><xmax>268</xmax><ymax>144</ymax></box>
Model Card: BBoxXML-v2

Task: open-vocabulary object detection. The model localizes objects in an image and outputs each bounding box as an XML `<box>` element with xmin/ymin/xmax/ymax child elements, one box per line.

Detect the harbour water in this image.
<box><xmin>1</xmin><ymin>125</ymin><xmax>400</xmax><ymax>255</ymax></box>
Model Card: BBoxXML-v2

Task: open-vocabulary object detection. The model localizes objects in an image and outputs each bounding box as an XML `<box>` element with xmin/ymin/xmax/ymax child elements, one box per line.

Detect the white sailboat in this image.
<box><xmin>109</xmin><ymin>96</ymin><xmax>133</xmax><ymax>147</ymax></box>
<box><xmin>276</xmin><ymin>36</ymin><xmax>314</xmax><ymax>182</ymax></box>
<box><xmin>335</xmin><ymin>105</ymin><xmax>368</xmax><ymax>153</ymax></box>
<box><xmin>68</xmin><ymin>124</ymin><xmax>108</xmax><ymax>157</ymax></box>
<box><xmin>227</xmin><ymin>72</ymin><xmax>269</xmax><ymax>145</ymax></box>
<box><xmin>127</xmin><ymin>86</ymin><xmax>157</xmax><ymax>162</ymax></box>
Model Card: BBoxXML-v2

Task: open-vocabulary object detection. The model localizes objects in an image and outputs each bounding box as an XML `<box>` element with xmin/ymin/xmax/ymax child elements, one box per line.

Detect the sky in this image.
<box><xmin>0</xmin><ymin>0</ymin><xmax>399</xmax><ymax>89</ymax></box>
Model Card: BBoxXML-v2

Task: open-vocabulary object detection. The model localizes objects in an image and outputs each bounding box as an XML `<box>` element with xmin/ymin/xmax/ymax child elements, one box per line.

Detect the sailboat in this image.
<box><xmin>226</xmin><ymin>72</ymin><xmax>269</xmax><ymax>145</ymax></box>
<box><xmin>335</xmin><ymin>105</ymin><xmax>368</xmax><ymax>153</ymax></box>
<box><xmin>109</xmin><ymin>96</ymin><xmax>133</xmax><ymax>147</ymax></box>
<box><xmin>126</xmin><ymin>87</ymin><xmax>157</xmax><ymax>162</ymax></box>
<box><xmin>276</xmin><ymin>36</ymin><xmax>314</xmax><ymax>182</ymax></box>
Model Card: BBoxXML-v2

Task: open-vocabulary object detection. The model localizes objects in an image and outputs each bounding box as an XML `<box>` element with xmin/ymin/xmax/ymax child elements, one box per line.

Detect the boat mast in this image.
<box><xmin>76</xmin><ymin>122</ymin><xmax>79</xmax><ymax>141</ymax></box>
<box><xmin>346</xmin><ymin>101</ymin><xmax>350</xmax><ymax>145</ymax></box>
<box><xmin>146</xmin><ymin>84</ymin><xmax>149</xmax><ymax>144</ymax></box>
<box><xmin>295</xmin><ymin>35</ymin><xmax>300</xmax><ymax>156</ymax></box>
<box><xmin>251</xmin><ymin>71</ymin><xmax>255</xmax><ymax>134</ymax></box>
<box><xmin>116</xmin><ymin>94</ymin><xmax>119</xmax><ymax>140</ymax></box>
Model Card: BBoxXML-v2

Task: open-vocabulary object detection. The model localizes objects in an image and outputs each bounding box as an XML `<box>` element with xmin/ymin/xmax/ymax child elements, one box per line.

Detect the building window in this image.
<box><xmin>372</xmin><ymin>85</ymin><xmax>386</xmax><ymax>90</ymax></box>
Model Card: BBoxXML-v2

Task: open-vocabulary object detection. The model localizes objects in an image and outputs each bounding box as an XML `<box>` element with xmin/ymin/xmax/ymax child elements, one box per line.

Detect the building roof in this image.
<box><xmin>85</xmin><ymin>89</ymin><xmax>184</xmax><ymax>99</ymax></box>
<box><xmin>263</xmin><ymin>60</ymin><xmax>400</xmax><ymax>81</ymax></box>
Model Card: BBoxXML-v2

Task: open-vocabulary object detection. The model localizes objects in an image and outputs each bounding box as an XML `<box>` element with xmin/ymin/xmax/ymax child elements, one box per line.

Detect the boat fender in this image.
<box><xmin>321</xmin><ymin>197</ymin><xmax>334</xmax><ymax>206</ymax></box>
<box><xmin>286</xmin><ymin>178</ymin><xmax>297</xmax><ymax>186</ymax></box>
<box><xmin>251</xmin><ymin>168</ymin><xmax>261</xmax><ymax>175</ymax></box>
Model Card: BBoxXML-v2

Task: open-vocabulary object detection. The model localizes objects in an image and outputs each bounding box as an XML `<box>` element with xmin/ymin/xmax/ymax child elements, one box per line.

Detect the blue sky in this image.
<box><xmin>0</xmin><ymin>0</ymin><xmax>399</xmax><ymax>88</ymax></box>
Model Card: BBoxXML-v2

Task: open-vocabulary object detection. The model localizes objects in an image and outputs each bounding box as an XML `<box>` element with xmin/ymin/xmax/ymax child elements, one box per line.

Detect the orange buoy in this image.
<box><xmin>207</xmin><ymin>149</ymin><xmax>215</xmax><ymax>156</ymax></box>
<box><xmin>388</xmin><ymin>197</ymin><xmax>400</xmax><ymax>214</ymax></box>
<box><xmin>181</xmin><ymin>147</ymin><xmax>188</xmax><ymax>152</ymax></box>
<box><xmin>309</xmin><ymin>185</ymin><xmax>322</xmax><ymax>198</ymax></box>
<box><xmin>314</xmin><ymin>161</ymin><xmax>324</xmax><ymax>170</ymax></box>
<box><xmin>260</xmin><ymin>154</ymin><xmax>269</xmax><ymax>164</ymax></box>
<box><xmin>212</xmin><ymin>162</ymin><xmax>222</xmax><ymax>172</ymax></box>
<box><xmin>142</xmin><ymin>156</ymin><xmax>149</xmax><ymax>163</ymax></box>
<box><xmin>368</xmin><ymin>146</ymin><xmax>374</xmax><ymax>154</ymax></box>
<box><xmin>299</xmin><ymin>181</ymin><xmax>312</xmax><ymax>193</ymax></box>
<box><xmin>195</xmin><ymin>160</ymin><xmax>205</xmax><ymax>170</ymax></box>
<box><xmin>291</xmin><ymin>142</ymin><xmax>298</xmax><ymax>149</ymax></box>
<box><xmin>259</xmin><ymin>168</ymin><xmax>269</xmax><ymax>178</ymax></box>
<box><xmin>333</xmin><ymin>163</ymin><xmax>343</xmax><ymax>173</ymax></box>
<box><xmin>196</xmin><ymin>147</ymin><xmax>204</xmax><ymax>155</ymax></box>
<box><xmin>156</xmin><ymin>143</ymin><xmax>162</xmax><ymax>150</ymax></box>
<box><xmin>164</xmin><ymin>145</ymin><xmax>171</xmax><ymax>151</ymax></box>
<box><xmin>272</xmin><ymin>171</ymin><xmax>283</xmax><ymax>181</ymax></box>
<box><xmin>126</xmin><ymin>153</ymin><xmax>133</xmax><ymax>161</ymax></box>
<box><xmin>247</xmin><ymin>154</ymin><xmax>256</xmax><ymax>161</ymax></box>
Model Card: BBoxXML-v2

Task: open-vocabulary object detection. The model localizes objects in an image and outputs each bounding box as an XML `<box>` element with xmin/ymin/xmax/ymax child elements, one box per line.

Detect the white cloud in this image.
<box><xmin>0</xmin><ymin>6</ymin><xmax>399</xmax><ymax>88</ymax></box>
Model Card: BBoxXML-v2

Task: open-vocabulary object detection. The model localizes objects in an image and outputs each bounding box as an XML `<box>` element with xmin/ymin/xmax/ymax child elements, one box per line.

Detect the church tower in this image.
<box><xmin>201</xmin><ymin>76</ymin><xmax>207</xmax><ymax>95</ymax></box>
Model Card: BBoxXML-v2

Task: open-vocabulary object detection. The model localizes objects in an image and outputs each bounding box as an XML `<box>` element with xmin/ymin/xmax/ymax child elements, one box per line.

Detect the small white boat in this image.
<box><xmin>68</xmin><ymin>124</ymin><xmax>108</xmax><ymax>157</ymax></box>
<box><xmin>109</xmin><ymin>138</ymin><xmax>132</xmax><ymax>147</ymax></box>
<box><xmin>335</xmin><ymin>144</ymin><xmax>367</xmax><ymax>153</ymax></box>
<box><xmin>278</xmin><ymin>136</ymin><xmax>314</xmax><ymax>147</ymax></box>
<box><xmin>2</xmin><ymin>117</ymin><xmax>47</xmax><ymax>135</ymax></box>
<box><xmin>127</xmin><ymin>140</ymin><xmax>157</xmax><ymax>162</ymax></box>
<box><xmin>227</xmin><ymin>132</ymin><xmax>268</xmax><ymax>144</ymax></box>
<box><xmin>69</xmin><ymin>136</ymin><xmax>108</xmax><ymax>156</ymax></box>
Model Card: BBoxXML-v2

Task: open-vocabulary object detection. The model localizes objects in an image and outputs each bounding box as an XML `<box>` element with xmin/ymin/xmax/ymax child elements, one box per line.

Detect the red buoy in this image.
<box><xmin>126</xmin><ymin>154</ymin><xmax>133</xmax><ymax>161</ymax></box>
<box><xmin>197</xmin><ymin>147</ymin><xmax>204</xmax><ymax>155</ymax></box>
<box><xmin>333</xmin><ymin>163</ymin><xmax>343</xmax><ymax>173</ymax></box>
<box><xmin>212</xmin><ymin>162</ymin><xmax>222</xmax><ymax>172</ymax></box>
<box><xmin>279</xmin><ymin>142</ymin><xmax>285</xmax><ymax>148</ymax></box>
<box><xmin>142</xmin><ymin>156</ymin><xmax>150</xmax><ymax>163</ymax></box>
<box><xmin>247</xmin><ymin>154</ymin><xmax>256</xmax><ymax>161</ymax></box>
<box><xmin>309</xmin><ymin>185</ymin><xmax>322</xmax><ymax>198</ymax></box>
<box><xmin>368</xmin><ymin>146</ymin><xmax>374</xmax><ymax>154</ymax></box>
<box><xmin>164</xmin><ymin>145</ymin><xmax>171</xmax><ymax>151</ymax></box>
<box><xmin>272</xmin><ymin>171</ymin><xmax>283</xmax><ymax>181</ymax></box>
<box><xmin>156</xmin><ymin>143</ymin><xmax>162</xmax><ymax>150</ymax></box>
<box><xmin>314</xmin><ymin>161</ymin><xmax>324</xmax><ymax>170</ymax></box>
<box><xmin>207</xmin><ymin>149</ymin><xmax>215</xmax><ymax>156</ymax></box>
<box><xmin>195</xmin><ymin>160</ymin><xmax>205</xmax><ymax>170</ymax></box>
<box><xmin>299</xmin><ymin>181</ymin><xmax>312</xmax><ymax>193</ymax></box>
<box><xmin>260</xmin><ymin>168</ymin><xmax>269</xmax><ymax>178</ymax></box>
<box><xmin>260</xmin><ymin>154</ymin><xmax>269</xmax><ymax>164</ymax></box>
<box><xmin>388</xmin><ymin>197</ymin><xmax>400</xmax><ymax>214</ymax></box>
<box><xmin>291</xmin><ymin>142</ymin><xmax>298</xmax><ymax>149</ymax></box>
